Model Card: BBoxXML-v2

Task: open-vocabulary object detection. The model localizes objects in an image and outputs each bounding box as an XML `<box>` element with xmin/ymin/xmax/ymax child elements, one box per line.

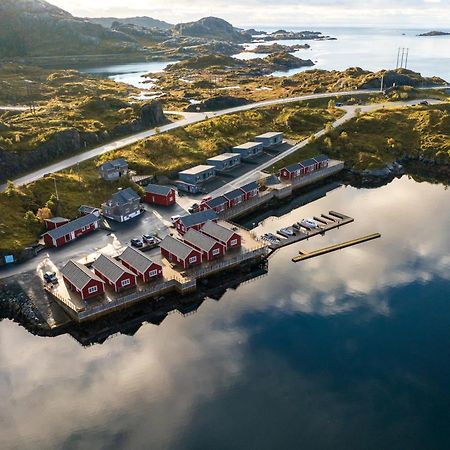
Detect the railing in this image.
<box><xmin>45</xmin><ymin>286</ymin><xmax>85</xmax><ymax>313</ymax></box>
<box><xmin>219</xmin><ymin>192</ymin><xmax>274</xmax><ymax>220</ymax></box>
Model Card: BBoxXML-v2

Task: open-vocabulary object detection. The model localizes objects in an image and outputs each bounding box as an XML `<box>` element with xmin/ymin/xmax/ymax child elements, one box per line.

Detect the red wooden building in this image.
<box><xmin>44</xmin><ymin>217</ymin><xmax>69</xmax><ymax>231</ymax></box>
<box><xmin>176</xmin><ymin>209</ymin><xmax>218</xmax><ymax>235</ymax></box>
<box><xmin>61</xmin><ymin>260</ymin><xmax>105</xmax><ymax>300</ymax></box>
<box><xmin>144</xmin><ymin>184</ymin><xmax>176</xmax><ymax>206</ymax></box>
<box><xmin>280</xmin><ymin>162</ymin><xmax>304</xmax><ymax>180</ymax></box>
<box><xmin>92</xmin><ymin>254</ymin><xmax>137</xmax><ymax>292</ymax></box>
<box><xmin>313</xmin><ymin>154</ymin><xmax>330</xmax><ymax>170</ymax></box>
<box><xmin>239</xmin><ymin>181</ymin><xmax>260</xmax><ymax>201</ymax></box>
<box><xmin>119</xmin><ymin>246</ymin><xmax>163</xmax><ymax>282</ymax></box>
<box><xmin>200</xmin><ymin>196</ymin><xmax>228</xmax><ymax>213</ymax></box>
<box><xmin>183</xmin><ymin>228</ymin><xmax>226</xmax><ymax>261</ymax></box>
<box><xmin>160</xmin><ymin>235</ymin><xmax>202</xmax><ymax>269</ymax></box>
<box><xmin>42</xmin><ymin>214</ymin><xmax>100</xmax><ymax>248</ymax></box>
<box><xmin>200</xmin><ymin>221</ymin><xmax>241</xmax><ymax>250</ymax></box>
<box><xmin>223</xmin><ymin>189</ymin><xmax>245</xmax><ymax>208</ymax></box>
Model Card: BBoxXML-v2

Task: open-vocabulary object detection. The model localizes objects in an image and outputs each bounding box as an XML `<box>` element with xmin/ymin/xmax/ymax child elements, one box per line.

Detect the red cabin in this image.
<box><xmin>60</xmin><ymin>260</ymin><xmax>105</xmax><ymax>300</ymax></box>
<box><xmin>160</xmin><ymin>235</ymin><xmax>202</xmax><ymax>269</ymax></box>
<box><xmin>183</xmin><ymin>228</ymin><xmax>226</xmax><ymax>261</ymax></box>
<box><xmin>44</xmin><ymin>217</ymin><xmax>69</xmax><ymax>230</ymax></box>
<box><xmin>176</xmin><ymin>209</ymin><xmax>218</xmax><ymax>235</ymax></box>
<box><xmin>92</xmin><ymin>254</ymin><xmax>137</xmax><ymax>292</ymax></box>
<box><xmin>223</xmin><ymin>189</ymin><xmax>245</xmax><ymax>208</ymax></box>
<box><xmin>200</xmin><ymin>221</ymin><xmax>242</xmax><ymax>250</ymax></box>
<box><xmin>239</xmin><ymin>181</ymin><xmax>260</xmax><ymax>201</ymax></box>
<box><xmin>280</xmin><ymin>163</ymin><xmax>303</xmax><ymax>180</ymax></box>
<box><xmin>144</xmin><ymin>184</ymin><xmax>176</xmax><ymax>206</ymax></box>
<box><xmin>119</xmin><ymin>246</ymin><xmax>163</xmax><ymax>282</ymax></box>
<box><xmin>200</xmin><ymin>196</ymin><xmax>228</xmax><ymax>213</ymax></box>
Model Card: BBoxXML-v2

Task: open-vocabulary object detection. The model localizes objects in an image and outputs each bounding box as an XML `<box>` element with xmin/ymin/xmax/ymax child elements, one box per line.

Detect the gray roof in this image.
<box><xmin>233</xmin><ymin>142</ymin><xmax>262</xmax><ymax>150</ymax></box>
<box><xmin>224</xmin><ymin>189</ymin><xmax>244</xmax><ymax>200</ymax></box>
<box><xmin>160</xmin><ymin>235</ymin><xmax>198</xmax><ymax>260</ymax></box>
<box><xmin>239</xmin><ymin>181</ymin><xmax>259</xmax><ymax>193</ymax></box>
<box><xmin>255</xmin><ymin>132</ymin><xmax>283</xmax><ymax>139</ymax></box>
<box><xmin>92</xmin><ymin>254</ymin><xmax>135</xmax><ymax>283</ymax></box>
<box><xmin>207</xmin><ymin>153</ymin><xmax>240</xmax><ymax>162</ymax></box>
<box><xmin>179</xmin><ymin>165</ymin><xmax>215</xmax><ymax>176</ymax></box>
<box><xmin>61</xmin><ymin>260</ymin><xmax>103</xmax><ymax>290</ymax></box>
<box><xmin>201</xmin><ymin>221</ymin><xmax>236</xmax><ymax>243</ymax></box>
<box><xmin>179</xmin><ymin>209</ymin><xmax>218</xmax><ymax>228</ymax></box>
<box><xmin>119</xmin><ymin>246</ymin><xmax>158</xmax><ymax>274</ymax></box>
<box><xmin>100</xmin><ymin>158</ymin><xmax>128</xmax><ymax>171</ymax></box>
<box><xmin>46</xmin><ymin>216</ymin><xmax>68</xmax><ymax>224</ymax></box>
<box><xmin>44</xmin><ymin>214</ymin><xmax>99</xmax><ymax>240</ymax></box>
<box><xmin>314</xmin><ymin>154</ymin><xmax>329</xmax><ymax>162</ymax></box>
<box><xmin>284</xmin><ymin>162</ymin><xmax>302</xmax><ymax>172</ymax></box>
<box><xmin>183</xmin><ymin>228</ymin><xmax>219</xmax><ymax>252</ymax></box>
<box><xmin>302</xmin><ymin>158</ymin><xmax>317</xmax><ymax>167</ymax></box>
<box><xmin>144</xmin><ymin>184</ymin><xmax>174</xmax><ymax>196</ymax></box>
<box><xmin>109</xmin><ymin>188</ymin><xmax>140</xmax><ymax>205</ymax></box>
<box><xmin>206</xmin><ymin>196</ymin><xmax>227</xmax><ymax>208</ymax></box>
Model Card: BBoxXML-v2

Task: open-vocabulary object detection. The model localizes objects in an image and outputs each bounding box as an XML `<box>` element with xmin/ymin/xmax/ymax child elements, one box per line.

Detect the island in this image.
<box><xmin>417</xmin><ymin>31</ymin><xmax>450</xmax><ymax>36</ymax></box>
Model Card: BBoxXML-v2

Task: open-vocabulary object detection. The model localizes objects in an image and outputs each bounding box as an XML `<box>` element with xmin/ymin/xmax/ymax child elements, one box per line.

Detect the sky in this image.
<box><xmin>50</xmin><ymin>0</ymin><xmax>450</xmax><ymax>28</ymax></box>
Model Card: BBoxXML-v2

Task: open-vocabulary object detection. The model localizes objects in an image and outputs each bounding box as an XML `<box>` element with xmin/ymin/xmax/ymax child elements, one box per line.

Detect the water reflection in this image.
<box><xmin>1</xmin><ymin>177</ymin><xmax>449</xmax><ymax>450</ymax></box>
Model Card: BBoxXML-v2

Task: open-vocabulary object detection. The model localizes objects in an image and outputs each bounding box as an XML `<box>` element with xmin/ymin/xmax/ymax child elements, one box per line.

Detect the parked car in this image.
<box><xmin>171</xmin><ymin>215</ymin><xmax>181</xmax><ymax>224</ymax></box>
<box><xmin>131</xmin><ymin>238</ymin><xmax>144</xmax><ymax>248</ymax></box>
<box><xmin>336</xmin><ymin>102</ymin><xmax>343</xmax><ymax>107</ymax></box>
<box><xmin>420</xmin><ymin>100</ymin><xmax>429</xmax><ymax>106</ymax></box>
<box><xmin>300</xmin><ymin>219</ymin><xmax>318</xmax><ymax>229</ymax></box>
<box><xmin>188</xmin><ymin>203</ymin><xmax>200</xmax><ymax>213</ymax></box>
<box><xmin>143</xmin><ymin>234</ymin><xmax>156</xmax><ymax>244</ymax></box>
<box><xmin>43</xmin><ymin>271</ymin><xmax>58</xmax><ymax>284</ymax></box>
<box><xmin>279</xmin><ymin>227</ymin><xmax>295</xmax><ymax>237</ymax></box>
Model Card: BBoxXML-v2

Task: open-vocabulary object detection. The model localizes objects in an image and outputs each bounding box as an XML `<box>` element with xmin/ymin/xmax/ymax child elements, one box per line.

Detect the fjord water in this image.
<box><xmin>1</xmin><ymin>177</ymin><xmax>450</xmax><ymax>450</ymax></box>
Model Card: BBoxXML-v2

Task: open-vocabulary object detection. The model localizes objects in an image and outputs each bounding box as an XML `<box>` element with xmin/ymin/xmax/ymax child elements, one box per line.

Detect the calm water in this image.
<box><xmin>2</xmin><ymin>177</ymin><xmax>450</xmax><ymax>450</ymax></box>
<box><xmin>83</xmin><ymin>27</ymin><xmax>450</xmax><ymax>88</ymax></box>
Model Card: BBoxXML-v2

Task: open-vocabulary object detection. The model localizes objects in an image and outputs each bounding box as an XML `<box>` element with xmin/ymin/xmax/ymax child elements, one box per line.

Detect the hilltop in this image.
<box><xmin>89</xmin><ymin>16</ymin><xmax>173</xmax><ymax>30</ymax></box>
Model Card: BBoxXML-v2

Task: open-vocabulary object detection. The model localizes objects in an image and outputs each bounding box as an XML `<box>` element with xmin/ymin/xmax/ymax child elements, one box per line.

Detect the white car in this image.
<box><xmin>279</xmin><ymin>227</ymin><xmax>295</xmax><ymax>237</ymax></box>
<box><xmin>300</xmin><ymin>219</ymin><xmax>318</xmax><ymax>229</ymax></box>
<box><xmin>170</xmin><ymin>215</ymin><xmax>181</xmax><ymax>224</ymax></box>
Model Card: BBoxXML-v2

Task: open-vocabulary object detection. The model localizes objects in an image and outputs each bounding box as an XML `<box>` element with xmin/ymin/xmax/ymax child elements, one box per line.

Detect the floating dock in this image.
<box><xmin>292</xmin><ymin>233</ymin><xmax>381</xmax><ymax>262</ymax></box>
<box><xmin>265</xmin><ymin>211</ymin><xmax>354</xmax><ymax>251</ymax></box>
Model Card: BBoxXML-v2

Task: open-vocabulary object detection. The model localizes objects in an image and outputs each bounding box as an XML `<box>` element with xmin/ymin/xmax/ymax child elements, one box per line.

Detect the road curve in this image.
<box><xmin>1</xmin><ymin>86</ymin><xmax>448</xmax><ymax>192</ymax></box>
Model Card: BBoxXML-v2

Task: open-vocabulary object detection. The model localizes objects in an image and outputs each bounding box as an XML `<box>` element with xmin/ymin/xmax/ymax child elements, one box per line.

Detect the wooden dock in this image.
<box><xmin>267</xmin><ymin>211</ymin><xmax>354</xmax><ymax>251</ymax></box>
<box><xmin>292</xmin><ymin>233</ymin><xmax>381</xmax><ymax>262</ymax></box>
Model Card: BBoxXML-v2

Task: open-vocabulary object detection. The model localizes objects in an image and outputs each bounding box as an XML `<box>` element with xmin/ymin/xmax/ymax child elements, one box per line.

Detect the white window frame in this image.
<box><xmin>230</xmin><ymin>239</ymin><xmax>238</xmax><ymax>246</ymax></box>
<box><xmin>189</xmin><ymin>256</ymin><xmax>197</xmax><ymax>264</ymax></box>
<box><xmin>149</xmin><ymin>269</ymin><xmax>158</xmax><ymax>277</ymax></box>
<box><xmin>87</xmin><ymin>286</ymin><xmax>98</xmax><ymax>294</ymax></box>
<box><xmin>212</xmin><ymin>248</ymin><xmax>220</xmax><ymax>256</ymax></box>
<box><xmin>121</xmin><ymin>278</ymin><xmax>131</xmax><ymax>287</ymax></box>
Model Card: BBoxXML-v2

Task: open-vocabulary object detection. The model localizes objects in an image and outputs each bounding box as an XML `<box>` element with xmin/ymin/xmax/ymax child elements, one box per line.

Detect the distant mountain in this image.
<box><xmin>417</xmin><ymin>30</ymin><xmax>450</xmax><ymax>37</ymax></box>
<box><xmin>173</xmin><ymin>17</ymin><xmax>251</xmax><ymax>43</ymax></box>
<box><xmin>89</xmin><ymin>16</ymin><xmax>173</xmax><ymax>30</ymax></box>
<box><xmin>0</xmin><ymin>0</ymin><xmax>141</xmax><ymax>57</ymax></box>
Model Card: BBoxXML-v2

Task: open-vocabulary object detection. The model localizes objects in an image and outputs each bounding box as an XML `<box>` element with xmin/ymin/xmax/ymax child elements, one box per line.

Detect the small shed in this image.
<box><xmin>92</xmin><ymin>254</ymin><xmax>137</xmax><ymax>292</ymax></box>
<box><xmin>313</xmin><ymin>154</ymin><xmax>329</xmax><ymax>170</ymax></box>
<box><xmin>239</xmin><ymin>181</ymin><xmax>259</xmax><ymax>200</ymax></box>
<box><xmin>201</xmin><ymin>196</ymin><xmax>228</xmax><ymax>213</ymax></box>
<box><xmin>144</xmin><ymin>184</ymin><xmax>176</xmax><ymax>206</ymax></box>
<box><xmin>301</xmin><ymin>158</ymin><xmax>317</xmax><ymax>174</ymax></box>
<box><xmin>280</xmin><ymin>162</ymin><xmax>303</xmax><ymax>180</ymax></box>
<box><xmin>223</xmin><ymin>189</ymin><xmax>245</xmax><ymax>208</ymax></box>
<box><xmin>99</xmin><ymin>158</ymin><xmax>128</xmax><ymax>181</ymax></box>
<box><xmin>206</xmin><ymin>153</ymin><xmax>241</xmax><ymax>171</ymax></box>
<box><xmin>183</xmin><ymin>228</ymin><xmax>226</xmax><ymax>261</ymax></box>
<box><xmin>78</xmin><ymin>205</ymin><xmax>101</xmax><ymax>217</ymax></box>
<box><xmin>61</xmin><ymin>260</ymin><xmax>105</xmax><ymax>300</ymax></box>
<box><xmin>44</xmin><ymin>217</ymin><xmax>69</xmax><ymax>231</ymax></box>
<box><xmin>160</xmin><ymin>236</ymin><xmax>202</xmax><ymax>269</ymax></box>
<box><xmin>178</xmin><ymin>165</ymin><xmax>216</xmax><ymax>185</ymax></box>
<box><xmin>119</xmin><ymin>246</ymin><xmax>163</xmax><ymax>282</ymax></box>
<box><xmin>200</xmin><ymin>221</ymin><xmax>241</xmax><ymax>250</ymax></box>
<box><xmin>176</xmin><ymin>209</ymin><xmax>218</xmax><ymax>235</ymax></box>
<box><xmin>43</xmin><ymin>214</ymin><xmax>100</xmax><ymax>248</ymax></box>
<box><xmin>232</xmin><ymin>142</ymin><xmax>263</xmax><ymax>159</ymax></box>
<box><xmin>254</xmin><ymin>132</ymin><xmax>284</xmax><ymax>148</ymax></box>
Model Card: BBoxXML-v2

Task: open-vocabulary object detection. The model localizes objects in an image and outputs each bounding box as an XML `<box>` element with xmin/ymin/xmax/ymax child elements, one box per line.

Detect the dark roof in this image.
<box><xmin>92</xmin><ymin>254</ymin><xmax>135</xmax><ymax>283</ymax></box>
<box><xmin>45</xmin><ymin>217</ymin><xmax>68</xmax><ymax>224</ymax></box>
<box><xmin>206</xmin><ymin>196</ymin><xmax>227</xmax><ymax>208</ymax></box>
<box><xmin>79</xmin><ymin>205</ymin><xmax>100</xmax><ymax>214</ymax></box>
<box><xmin>283</xmin><ymin>162</ymin><xmax>302</xmax><ymax>172</ymax></box>
<box><xmin>109</xmin><ymin>188</ymin><xmax>140</xmax><ymax>205</ymax></box>
<box><xmin>223</xmin><ymin>189</ymin><xmax>245</xmax><ymax>200</ymax></box>
<box><xmin>160</xmin><ymin>236</ymin><xmax>198</xmax><ymax>260</ymax></box>
<box><xmin>184</xmin><ymin>228</ymin><xmax>219</xmax><ymax>252</ymax></box>
<box><xmin>239</xmin><ymin>181</ymin><xmax>259</xmax><ymax>193</ymax></box>
<box><xmin>44</xmin><ymin>214</ymin><xmax>99</xmax><ymax>240</ymax></box>
<box><xmin>301</xmin><ymin>158</ymin><xmax>317</xmax><ymax>167</ymax></box>
<box><xmin>201</xmin><ymin>221</ymin><xmax>236</xmax><ymax>243</ymax></box>
<box><xmin>119</xmin><ymin>246</ymin><xmax>159</xmax><ymax>274</ymax></box>
<box><xmin>313</xmin><ymin>154</ymin><xmax>329</xmax><ymax>162</ymax></box>
<box><xmin>144</xmin><ymin>184</ymin><xmax>174</xmax><ymax>196</ymax></box>
<box><xmin>100</xmin><ymin>158</ymin><xmax>128</xmax><ymax>171</ymax></box>
<box><xmin>179</xmin><ymin>209</ymin><xmax>218</xmax><ymax>228</ymax></box>
<box><xmin>61</xmin><ymin>260</ymin><xmax>103</xmax><ymax>290</ymax></box>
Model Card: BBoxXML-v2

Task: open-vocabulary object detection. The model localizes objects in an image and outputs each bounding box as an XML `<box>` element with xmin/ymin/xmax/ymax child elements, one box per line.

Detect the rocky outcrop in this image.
<box><xmin>418</xmin><ymin>31</ymin><xmax>450</xmax><ymax>37</ymax></box>
<box><xmin>185</xmin><ymin>96</ymin><xmax>251</xmax><ymax>112</ymax></box>
<box><xmin>0</xmin><ymin>101</ymin><xmax>167</xmax><ymax>182</ymax></box>
<box><xmin>358</xmin><ymin>69</ymin><xmax>447</xmax><ymax>89</ymax></box>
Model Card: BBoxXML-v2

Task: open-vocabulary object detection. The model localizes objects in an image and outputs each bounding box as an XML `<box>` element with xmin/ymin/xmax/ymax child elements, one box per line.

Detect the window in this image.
<box><xmin>230</xmin><ymin>239</ymin><xmax>238</xmax><ymax>246</ymax></box>
<box><xmin>81</xmin><ymin>226</ymin><xmax>86</xmax><ymax>232</ymax></box>
<box><xmin>149</xmin><ymin>269</ymin><xmax>158</xmax><ymax>277</ymax></box>
<box><xmin>121</xmin><ymin>279</ymin><xmax>131</xmax><ymax>287</ymax></box>
<box><xmin>88</xmin><ymin>286</ymin><xmax>97</xmax><ymax>294</ymax></box>
<box><xmin>189</xmin><ymin>256</ymin><xmax>197</xmax><ymax>264</ymax></box>
<box><xmin>212</xmin><ymin>248</ymin><xmax>220</xmax><ymax>256</ymax></box>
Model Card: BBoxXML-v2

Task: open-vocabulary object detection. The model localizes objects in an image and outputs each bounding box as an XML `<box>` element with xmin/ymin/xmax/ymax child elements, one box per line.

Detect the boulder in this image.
<box><xmin>140</xmin><ymin>101</ymin><xmax>166</xmax><ymax>127</ymax></box>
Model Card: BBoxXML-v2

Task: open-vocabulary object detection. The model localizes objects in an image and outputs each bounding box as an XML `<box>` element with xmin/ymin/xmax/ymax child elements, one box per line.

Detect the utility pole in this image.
<box><xmin>400</xmin><ymin>48</ymin><xmax>405</xmax><ymax>69</ymax></box>
<box><xmin>380</xmin><ymin>74</ymin><xmax>384</xmax><ymax>92</ymax></box>
<box><xmin>53</xmin><ymin>177</ymin><xmax>59</xmax><ymax>202</ymax></box>
<box><xmin>396</xmin><ymin>47</ymin><xmax>401</xmax><ymax>69</ymax></box>
<box><xmin>404</xmin><ymin>48</ymin><xmax>409</xmax><ymax>70</ymax></box>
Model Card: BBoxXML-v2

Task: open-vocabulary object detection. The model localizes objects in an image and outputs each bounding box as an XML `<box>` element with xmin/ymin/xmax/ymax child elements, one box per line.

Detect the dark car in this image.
<box><xmin>131</xmin><ymin>238</ymin><xmax>144</xmax><ymax>248</ymax></box>
<box><xmin>143</xmin><ymin>234</ymin><xmax>156</xmax><ymax>244</ymax></box>
<box><xmin>43</xmin><ymin>271</ymin><xmax>58</xmax><ymax>284</ymax></box>
<box><xmin>420</xmin><ymin>100</ymin><xmax>429</xmax><ymax>106</ymax></box>
<box><xmin>188</xmin><ymin>203</ymin><xmax>200</xmax><ymax>214</ymax></box>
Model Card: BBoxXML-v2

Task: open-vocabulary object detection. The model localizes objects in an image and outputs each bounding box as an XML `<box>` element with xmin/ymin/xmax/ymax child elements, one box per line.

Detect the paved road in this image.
<box><xmin>0</xmin><ymin>105</ymin><xmax>28</xmax><ymax>111</ymax></box>
<box><xmin>1</xmin><ymin>86</ymin><xmax>448</xmax><ymax>192</ymax></box>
